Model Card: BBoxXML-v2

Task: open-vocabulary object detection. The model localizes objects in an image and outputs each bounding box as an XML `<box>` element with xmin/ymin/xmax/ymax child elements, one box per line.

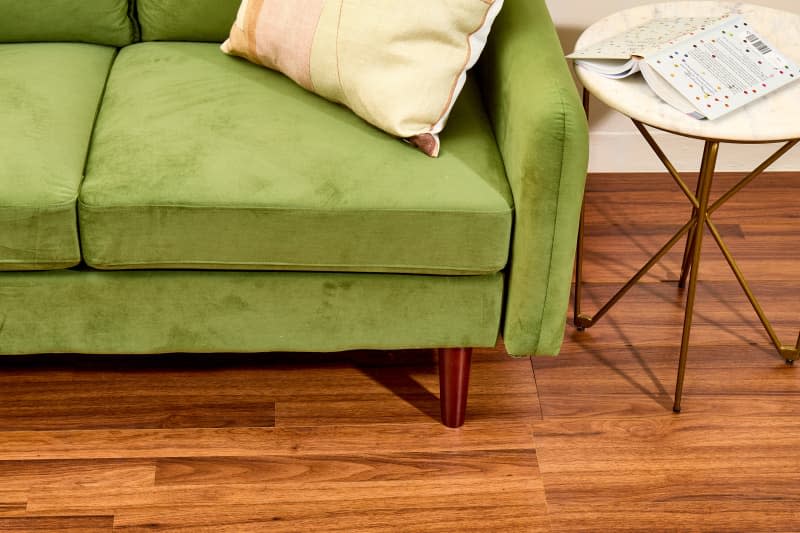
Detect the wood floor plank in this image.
<box><xmin>0</xmin><ymin>460</ymin><xmax>155</xmax><ymax>491</ymax></box>
<box><xmin>275</xmin><ymin>393</ymin><xmax>540</xmax><ymax>426</ymax></box>
<box><xmin>580</xmin><ymin>172</ymin><xmax>800</xmax><ymax>285</ymax></box>
<box><xmin>534</xmin><ymin>360</ymin><xmax>799</xmax><ymax>392</ymax></box>
<box><xmin>0</xmin><ymin>366</ymin><xmax>277</xmax><ymax>430</ymax></box>
<box><xmin>0</xmin><ymin>350</ymin><xmax>535</xmax><ymax>430</ymax></box>
<box><xmin>111</xmin><ymin>502</ymin><xmax>549</xmax><ymax>532</ymax></box>
<box><xmin>535</xmin><ymin>393</ymin><xmax>800</xmax><ymax>418</ymax></box>
<box><xmin>531</xmin><ymin>414</ymin><xmax>800</xmax><ymax>532</ymax></box>
<box><xmin>0</xmin><ymin>491</ymin><xmax>27</xmax><ymax>517</ymax></box>
<box><xmin>0</xmin><ymin>396</ymin><xmax>275</xmax><ymax>432</ymax></box>
<box><xmin>553</xmin><ymin>343</ymin><xmax>781</xmax><ymax>366</ymax></box>
<box><xmin>28</xmin><ymin>479</ymin><xmax>540</xmax><ymax>511</ymax></box>
<box><xmin>538</xmin><ymin>324</ymin><xmax>798</xmax><ymax>419</ymax></box>
<box><xmin>0</xmin><ymin>421</ymin><xmax>535</xmax><ymax>461</ymax></box>
<box><xmin>537</xmin><ymin>415</ymin><xmax>799</xmax><ymax>448</ymax></box>
<box><xmin>542</xmin><ymin>508</ymin><xmax>799</xmax><ymax>533</ymax></box>
<box><xmin>0</xmin><ymin>516</ymin><xmax>113</xmax><ymax>532</ymax></box>
<box><xmin>27</xmin><ymin>480</ymin><xmax>549</xmax><ymax>532</ymax></box>
<box><xmin>153</xmin><ymin>449</ymin><xmax>538</xmax><ymax>485</ymax></box>
<box><xmin>275</xmin><ymin>357</ymin><xmax>541</xmax><ymax>425</ymax></box>
<box><xmin>580</xmin><ymin>238</ymin><xmax>800</xmax><ymax>283</ymax></box>
<box><xmin>568</xmin><ymin>281</ymin><xmax>799</xmax><ymax>348</ymax></box>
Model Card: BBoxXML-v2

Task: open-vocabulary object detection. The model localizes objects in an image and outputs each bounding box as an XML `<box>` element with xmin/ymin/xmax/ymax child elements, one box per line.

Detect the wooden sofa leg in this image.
<box><xmin>438</xmin><ymin>348</ymin><xmax>473</xmax><ymax>428</ymax></box>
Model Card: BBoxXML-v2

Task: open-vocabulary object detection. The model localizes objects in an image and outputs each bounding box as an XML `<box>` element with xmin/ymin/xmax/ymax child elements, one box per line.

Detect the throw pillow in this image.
<box><xmin>221</xmin><ymin>0</ymin><xmax>504</xmax><ymax>157</ymax></box>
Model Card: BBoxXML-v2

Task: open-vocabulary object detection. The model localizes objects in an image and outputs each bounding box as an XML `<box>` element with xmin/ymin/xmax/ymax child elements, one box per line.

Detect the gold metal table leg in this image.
<box><xmin>678</xmin><ymin>176</ymin><xmax>703</xmax><ymax>289</ymax></box>
<box><xmin>673</xmin><ymin>141</ymin><xmax>719</xmax><ymax>413</ymax></box>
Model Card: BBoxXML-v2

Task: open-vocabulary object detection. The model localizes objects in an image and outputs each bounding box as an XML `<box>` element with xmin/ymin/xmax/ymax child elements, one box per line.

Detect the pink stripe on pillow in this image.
<box><xmin>253</xmin><ymin>0</ymin><xmax>324</xmax><ymax>91</ymax></box>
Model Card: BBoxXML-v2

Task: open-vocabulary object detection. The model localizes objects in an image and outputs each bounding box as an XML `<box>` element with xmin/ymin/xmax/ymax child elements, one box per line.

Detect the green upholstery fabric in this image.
<box><xmin>80</xmin><ymin>43</ymin><xmax>513</xmax><ymax>275</ymax></box>
<box><xmin>0</xmin><ymin>44</ymin><xmax>116</xmax><ymax>271</ymax></box>
<box><xmin>477</xmin><ymin>0</ymin><xmax>589</xmax><ymax>356</ymax></box>
<box><xmin>0</xmin><ymin>270</ymin><xmax>503</xmax><ymax>354</ymax></box>
<box><xmin>0</xmin><ymin>0</ymin><xmax>136</xmax><ymax>46</ymax></box>
<box><xmin>137</xmin><ymin>0</ymin><xmax>241</xmax><ymax>42</ymax></box>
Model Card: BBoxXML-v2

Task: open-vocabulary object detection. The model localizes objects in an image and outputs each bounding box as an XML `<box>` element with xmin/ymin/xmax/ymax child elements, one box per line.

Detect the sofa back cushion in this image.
<box><xmin>137</xmin><ymin>0</ymin><xmax>241</xmax><ymax>42</ymax></box>
<box><xmin>0</xmin><ymin>0</ymin><xmax>137</xmax><ymax>46</ymax></box>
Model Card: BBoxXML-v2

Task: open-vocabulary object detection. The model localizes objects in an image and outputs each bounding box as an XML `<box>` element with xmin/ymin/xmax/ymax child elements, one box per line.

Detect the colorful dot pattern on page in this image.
<box><xmin>647</xmin><ymin>16</ymin><xmax>800</xmax><ymax>120</ymax></box>
<box><xmin>569</xmin><ymin>16</ymin><xmax>730</xmax><ymax>59</ymax></box>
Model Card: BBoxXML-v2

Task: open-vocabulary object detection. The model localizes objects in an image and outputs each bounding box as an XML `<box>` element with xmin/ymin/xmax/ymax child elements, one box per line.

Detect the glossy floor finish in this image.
<box><xmin>1</xmin><ymin>172</ymin><xmax>798</xmax><ymax>531</ymax></box>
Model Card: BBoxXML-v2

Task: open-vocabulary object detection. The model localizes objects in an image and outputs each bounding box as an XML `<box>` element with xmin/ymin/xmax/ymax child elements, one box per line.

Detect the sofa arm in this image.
<box><xmin>477</xmin><ymin>0</ymin><xmax>589</xmax><ymax>356</ymax></box>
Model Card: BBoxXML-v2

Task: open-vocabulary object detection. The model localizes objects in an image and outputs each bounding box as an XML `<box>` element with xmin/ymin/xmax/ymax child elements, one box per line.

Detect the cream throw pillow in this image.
<box><xmin>221</xmin><ymin>0</ymin><xmax>504</xmax><ymax>157</ymax></box>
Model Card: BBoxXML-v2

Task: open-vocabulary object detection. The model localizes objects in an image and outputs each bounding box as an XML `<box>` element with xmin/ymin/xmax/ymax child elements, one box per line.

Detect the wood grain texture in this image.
<box><xmin>109</xmin><ymin>502</ymin><xmax>548</xmax><ymax>532</ymax></box>
<box><xmin>0</xmin><ymin>491</ymin><xmax>28</xmax><ymax>517</ymax></box>
<box><xmin>531</xmin><ymin>415</ymin><xmax>800</xmax><ymax>532</ymax></box>
<box><xmin>581</xmin><ymin>172</ymin><xmax>800</xmax><ymax>283</ymax></box>
<box><xmin>0</xmin><ymin>460</ymin><xmax>155</xmax><ymax>491</ymax></box>
<box><xmin>0</xmin><ymin>516</ymin><xmax>113</xmax><ymax>532</ymax></box>
<box><xmin>535</xmin><ymin>171</ymin><xmax>800</xmax><ymax>532</ymax></box>
<box><xmin>0</xmin><ymin>172</ymin><xmax>796</xmax><ymax>531</ymax></box>
<box><xmin>153</xmin><ymin>449</ymin><xmax>538</xmax><ymax>485</ymax></box>
<box><xmin>0</xmin><ymin>351</ymin><xmax>548</xmax><ymax>531</ymax></box>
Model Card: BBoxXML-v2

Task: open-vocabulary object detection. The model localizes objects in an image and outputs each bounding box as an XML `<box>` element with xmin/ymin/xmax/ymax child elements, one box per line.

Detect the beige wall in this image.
<box><xmin>546</xmin><ymin>0</ymin><xmax>800</xmax><ymax>172</ymax></box>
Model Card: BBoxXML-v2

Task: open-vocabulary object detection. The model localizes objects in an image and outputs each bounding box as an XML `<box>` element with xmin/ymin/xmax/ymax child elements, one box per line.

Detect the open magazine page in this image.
<box><xmin>640</xmin><ymin>63</ymin><xmax>701</xmax><ymax>116</ymax></box>
<box><xmin>567</xmin><ymin>16</ymin><xmax>729</xmax><ymax>60</ymax></box>
<box><xmin>645</xmin><ymin>16</ymin><xmax>800</xmax><ymax>119</ymax></box>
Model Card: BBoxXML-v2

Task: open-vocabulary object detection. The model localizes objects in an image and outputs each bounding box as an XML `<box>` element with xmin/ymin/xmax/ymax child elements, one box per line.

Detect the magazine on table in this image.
<box><xmin>568</xmin><ymin>15</ymin><xmax>800</xmax><ymax>120</ymax></box>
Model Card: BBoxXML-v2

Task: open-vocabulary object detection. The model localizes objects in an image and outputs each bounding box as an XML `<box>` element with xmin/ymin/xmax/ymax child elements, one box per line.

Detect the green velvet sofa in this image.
<box><xmin>0</xmin><ymin>0</ymin><xmax>588</xmax><ymax>427</ymax></box>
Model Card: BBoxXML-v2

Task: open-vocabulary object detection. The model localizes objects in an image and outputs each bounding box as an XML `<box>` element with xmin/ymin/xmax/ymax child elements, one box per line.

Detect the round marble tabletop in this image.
<box><xmin>575</xmin><ymin>2</ymin><xmax>800</xmax><ymax>143</ymax></box>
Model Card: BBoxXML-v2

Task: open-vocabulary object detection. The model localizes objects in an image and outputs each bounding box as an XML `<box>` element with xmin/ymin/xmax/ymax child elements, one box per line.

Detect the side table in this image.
<box><xmin>572</xmin><ymin>1</ymin><xmax>800</xmax><ymax>412</ymax></box>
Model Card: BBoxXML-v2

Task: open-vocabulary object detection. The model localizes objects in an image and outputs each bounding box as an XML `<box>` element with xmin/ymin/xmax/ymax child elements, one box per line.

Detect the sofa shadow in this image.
<box><xmin>356</xmin><ymin>349</ymin><xmax>441</xmax><ymax>423</ymax></box>
<box><xmin>0</xmin><ymin>349</ymin><xmax>443</xmax><ymax>423</ymax></box>
<box><xmin>567</xmin><ymin>325</ymin><xmax>675</xmax><ymax>412</ymax></box>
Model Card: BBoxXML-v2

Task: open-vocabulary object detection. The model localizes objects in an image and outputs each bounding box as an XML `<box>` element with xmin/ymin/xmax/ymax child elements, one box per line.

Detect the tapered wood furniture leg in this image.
<box><xmin>438</xmin><ymin>348</ymin><xmax>472</xmax><ymax>428</ymax></box>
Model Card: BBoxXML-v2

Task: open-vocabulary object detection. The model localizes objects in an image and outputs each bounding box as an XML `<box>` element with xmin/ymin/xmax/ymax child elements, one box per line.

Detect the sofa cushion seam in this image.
<box><xmin>77</xmin><ymin>200</ymin><xmax>513</xmax><ymax>216</ymax></box>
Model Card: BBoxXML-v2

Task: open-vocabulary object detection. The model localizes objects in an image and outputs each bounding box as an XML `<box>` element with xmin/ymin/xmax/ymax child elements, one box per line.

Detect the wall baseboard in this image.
<box><xmin>589</xmin><ymin>131</ymin><xmax>800</xmax><ymax>173</ymax></box>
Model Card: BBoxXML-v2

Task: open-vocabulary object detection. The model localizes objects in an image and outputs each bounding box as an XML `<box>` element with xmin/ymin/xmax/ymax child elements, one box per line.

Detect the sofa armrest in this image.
<box><xmin>477</xmin><ymin>0</ymin><xmax>589</xmax><ymax>356</ymax></box>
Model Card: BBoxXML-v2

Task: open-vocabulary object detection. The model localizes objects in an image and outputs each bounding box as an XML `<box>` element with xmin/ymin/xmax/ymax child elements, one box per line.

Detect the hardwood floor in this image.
<box><xmin>0</xmin><ymin>352</ymin><xmax>546</xmax><ymax>532</ymax></box>
<box><xmin>1</xmin><ymin>172</ymin><xmax>798</xmax><ymax>531</ymax></box>
<box><xmin>537</xmin><ymin>171</ymin><xmax>800</xmax><ymax>532</ymax></box>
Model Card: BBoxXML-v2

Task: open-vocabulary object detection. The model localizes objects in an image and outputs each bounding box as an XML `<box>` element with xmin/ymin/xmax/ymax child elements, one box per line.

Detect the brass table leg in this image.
<box><xmin>673</xmin><ymin>141</ymin><xmax>718</xmax><ymax>413</ymax></box>
<box><xmin>678</xmin><ymin>174</ymin><xmax>703</xmax><ymax>289</ymax></box>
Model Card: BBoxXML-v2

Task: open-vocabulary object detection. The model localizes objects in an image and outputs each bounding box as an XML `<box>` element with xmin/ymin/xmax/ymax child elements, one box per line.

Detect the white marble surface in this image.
<box><xmin>575</xmin><ymin>2</ymin><xmax>800</xmax><ymax>142</ymax></box>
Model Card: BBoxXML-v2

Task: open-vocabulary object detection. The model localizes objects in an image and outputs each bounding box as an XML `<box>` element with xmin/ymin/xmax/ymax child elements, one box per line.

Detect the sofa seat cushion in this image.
<box><xmin>80</xmin><ymin>43</ymin><xmax>513</xmax><ymax>275</ymax></box>
<box><xmin>0</xmin><ymin>44</ymin><xmax>117</xmax><ymax>271</ymax></box>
